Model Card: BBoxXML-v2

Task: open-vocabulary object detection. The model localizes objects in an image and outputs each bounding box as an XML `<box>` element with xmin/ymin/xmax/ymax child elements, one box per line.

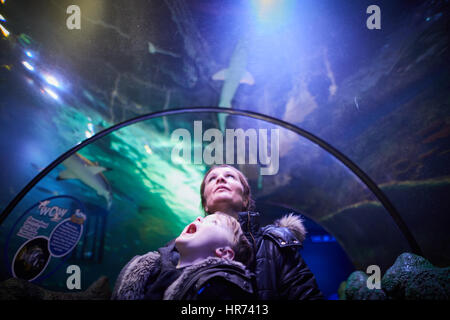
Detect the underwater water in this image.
<box><xmin>0</xmin><ymin>0</ymin><xmax>449</xmax><ymax>298</ymax></box>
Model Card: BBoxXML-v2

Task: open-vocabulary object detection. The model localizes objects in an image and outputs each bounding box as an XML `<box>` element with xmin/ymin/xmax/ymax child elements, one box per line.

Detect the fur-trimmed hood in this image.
<box><xmin>274</xmin><ymin>213</ymin><xmax>307</xmax><ymax>244</ymax></box>
<box><xmin>112</xmin><ymin>251</ymin><xmax>252</xmax><ymax>300</ymax></box>
<box><xmin>237</xmin><ymin>211</ymin><xmax>324</xmax><ymax>299</ymax></box>
<box><xmin>112</xmin><ymin>251</ymin><xmax>160</xmax><ymax>300</ymax></box>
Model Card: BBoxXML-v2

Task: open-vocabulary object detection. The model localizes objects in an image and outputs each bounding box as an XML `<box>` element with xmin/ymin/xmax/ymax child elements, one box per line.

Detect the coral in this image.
<box><xmin>383</xmin><ymin>253</ymin><xmax>449</xmax><ymax>300</ymax></box>
<box><xmin>343</xmin><ymin>253</ymin><xmax>449</xmax><ymax>300</ymax></box>
<box><xmin>337</xmin><ymin>281</ymin><xmax>346</xmax><ymax>300</ymax></box>
<box><xmin>405</xmin><ymin>267</ymin><xmax>450</xmax><ymax>299</ymax></box>
<box><xmin>344</xmin><ymin>271</ymin><xmax>386</xmax><ymax>300</ymax></box>
<box><xmin>382</xmin><ymin>252</ymin><xmax>434</xmax><ymax>299</ymax></box>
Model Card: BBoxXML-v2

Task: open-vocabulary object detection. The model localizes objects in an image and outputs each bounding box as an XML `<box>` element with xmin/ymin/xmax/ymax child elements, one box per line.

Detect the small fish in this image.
<box><xmin>148</xmin><ymin>41</ymin><xmax>180</xmax><ymax>58</ymax></box>
<box><xmin>354</xmin><ymin>96</ymin><xmax>360</xmax><ymax>110</ymax></box>
<box><xmin>323</xmin><ymin>48</ymin><xmax>338</xmax><ymax>99</ymax></box>
<box><xmin>36</xmin><ymin>186</ymin><xmax>59</xmax><ymax>196</ymax></box>
<box><xmin>31</xmin><ymin>163</ymin><xmax>44</xmax><ymax>172</ymax></box>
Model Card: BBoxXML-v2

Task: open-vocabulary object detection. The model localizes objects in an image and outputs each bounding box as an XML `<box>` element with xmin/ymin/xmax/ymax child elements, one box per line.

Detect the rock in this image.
<box><xmin>0</xmin><ymin>276</ymin><xmax>112</xmax><ymax>300</ymax></box>
<box><xmin>381</xmin><ymin>252</ymin><xmax>443</xmax><ymax>300</ymax></box>
<box><xmin>404</xmin><ymin>266</ymin><xmax>450</xmax><ymax>300</ymax></box>
<box><xmin>344</xmin><ymin>271</ymin><xmax>386</xmax><ymax>300</ymax></box>
<box><xmin>337</xmin><ymin>281</ymin><xmax>346</xmax><ymax>300</ymax></box>
<box><xmin>344</xmin><ymin>271</ymin><xmax>367</xmax><ymax>300</ymax></box>
<box><xmin>344</xmin><ymin>252</ymin><xmax>450</xmax><ymax>300</ymax></box>
<box><xmin>0</xmin><ymin>277</ymin><xmax>43</xmax><ymax>300</ymax></box>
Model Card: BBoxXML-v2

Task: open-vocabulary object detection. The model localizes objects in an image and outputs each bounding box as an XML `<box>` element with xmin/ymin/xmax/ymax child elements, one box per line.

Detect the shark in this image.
<box><xmin>57</xmin><ymin>153</ymin><xmax>112</xmax><ymax>210</ymax></box>
<box><xmin>212</xmin><ymin>36</ymin><xmax>255</xmax><ymax>132</ymax></box>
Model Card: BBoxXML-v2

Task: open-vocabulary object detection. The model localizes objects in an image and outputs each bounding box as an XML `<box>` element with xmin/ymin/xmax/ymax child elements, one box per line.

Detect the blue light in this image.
<box><xmin>25</xmin><ymin>51</ymin><xmax>33</xmax><ymax>58</ymax></box>
<box><xmin>197</xmin><ymin>286</ymin><xmax>206</xmax><ymax>294</ymax></box>
<box><xmin>197</xmin><ymin>283</ymin><xmax>210</xmax><ymax>295</ymax></box>
<box><xmin>327</xmin><ymin>293</ymin><xmax>339</xmax><ymax>300</ymax></box>
<box><xmin>250</xmin><ymin>0</ymin><xmax>296</xmax><ymax>31</ymax></box>
<box><xmin>311</xmin><ymin>234</ymin><xmax>336</xmax><ymax>243</ymax></box>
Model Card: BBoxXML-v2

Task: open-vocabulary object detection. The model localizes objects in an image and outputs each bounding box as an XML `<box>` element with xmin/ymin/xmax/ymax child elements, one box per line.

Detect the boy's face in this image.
<box><xmin>175</xmin><ymin>214</ymin><xmax>234</xmax><ymax>258</ymax></box>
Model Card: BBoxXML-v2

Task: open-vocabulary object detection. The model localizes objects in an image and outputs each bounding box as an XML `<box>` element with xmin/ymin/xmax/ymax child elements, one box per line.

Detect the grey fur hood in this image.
<box><xmin>112</xmin><ymin>251</ymin><xmax>159</xmax><ymax>300</ymax></box>
<box><xmin>274</xmin><ymin>213</ymin><xmax>307</xmax><ymax>244</ymax></box>
<box><xmin>112</xmin><ymin>251</ymin><xmax>251</xmax><ymax>300</ymax></box>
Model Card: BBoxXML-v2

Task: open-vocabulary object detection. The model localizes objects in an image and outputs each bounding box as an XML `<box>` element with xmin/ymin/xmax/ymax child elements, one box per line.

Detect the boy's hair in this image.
<box><xmin>214</xmin><ymin>212</ymin><xmax>253</xmax><ymax>268</ymax></box>
<box><xmin>200</xmin><ymin>164</ymin><xmax>256</xmax><ymax>214</ymax></box>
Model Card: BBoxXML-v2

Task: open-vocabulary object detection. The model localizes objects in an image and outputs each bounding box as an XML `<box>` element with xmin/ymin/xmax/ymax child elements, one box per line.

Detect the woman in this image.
<box><xmin>200</xmin><ymin>164</ymin><xmax>323</xmax><ymax>300</ymax></box>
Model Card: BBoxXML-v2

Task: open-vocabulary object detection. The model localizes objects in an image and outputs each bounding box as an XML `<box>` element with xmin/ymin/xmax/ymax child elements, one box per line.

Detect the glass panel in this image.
<box><xmin>2</xmin><ymin>1</ymin><xmax>449</xmax><ymax>299</ymax></box>
<box><xmin>1</xmin><ymin>111</ymin><xmax>412</xmax><ymax>291</ymax></box>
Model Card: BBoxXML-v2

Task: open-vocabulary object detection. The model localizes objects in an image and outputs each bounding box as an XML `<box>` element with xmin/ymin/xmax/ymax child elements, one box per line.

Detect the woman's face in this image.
<box><xmin>203</xmin><ymin>167</ymin><xmax>246</xmax><ymax>214</ymax></box>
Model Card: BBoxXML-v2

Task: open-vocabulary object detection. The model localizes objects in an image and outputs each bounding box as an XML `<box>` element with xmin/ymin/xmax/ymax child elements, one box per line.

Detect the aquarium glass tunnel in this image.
<box><xmin>0</xmin><ymin>0</ymin><xmax>448</xmax><ymax>299</ymax></box>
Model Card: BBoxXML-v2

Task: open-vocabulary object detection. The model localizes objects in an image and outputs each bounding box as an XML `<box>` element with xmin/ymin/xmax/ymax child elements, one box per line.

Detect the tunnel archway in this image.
<box><xmin>0</xmin><ymin>107</ymin><xmax>424</xmax><ymax>292</ymax></box>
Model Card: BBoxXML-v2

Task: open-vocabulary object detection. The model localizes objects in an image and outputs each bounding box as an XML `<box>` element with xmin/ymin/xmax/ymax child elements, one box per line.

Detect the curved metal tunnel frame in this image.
<box><xmin>0</xmin><ymin>107</ymin><xmax>423</xmax><ymax>256</ymax></box>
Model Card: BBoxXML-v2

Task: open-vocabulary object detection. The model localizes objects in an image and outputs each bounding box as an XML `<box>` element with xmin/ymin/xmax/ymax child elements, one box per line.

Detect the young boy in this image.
<box><xmin>112</xmin><ymin>212</ymin><xmax>255</xmax><ymax>300</ymax></box>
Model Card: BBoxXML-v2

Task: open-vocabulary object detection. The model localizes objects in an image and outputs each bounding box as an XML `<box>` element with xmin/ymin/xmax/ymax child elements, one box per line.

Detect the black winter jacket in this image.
<box><xmin>237</xmin><ymin>211</ymin><xmax>324</xmax><ymax>300</ymax></box>
<box><xmin>111</xmin><ymin>241</ymin><xmax>255</xmax><ymax>300</ymax></box>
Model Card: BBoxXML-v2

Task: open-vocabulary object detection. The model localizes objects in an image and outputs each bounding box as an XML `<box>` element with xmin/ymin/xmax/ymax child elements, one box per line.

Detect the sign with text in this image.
<box><xmin>4</xmin><ymin>196</ymin><xmax>86</xmax><ymax>282</ymax></box>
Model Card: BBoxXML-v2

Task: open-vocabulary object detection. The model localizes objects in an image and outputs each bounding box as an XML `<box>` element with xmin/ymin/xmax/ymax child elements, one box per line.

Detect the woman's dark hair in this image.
<box><xmin>200</xmin><ymin>164</ymin><xmax>256</xmax><ymax>215</ymax></box>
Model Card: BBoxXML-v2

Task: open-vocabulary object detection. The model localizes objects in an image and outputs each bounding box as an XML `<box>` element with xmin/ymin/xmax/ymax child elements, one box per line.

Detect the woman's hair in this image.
<box><xmin>200</xmin><ymin>164</ymin><xmax>256</xmax><ymax>214</ymax></box>
<box><xmin>214</xmin><ymin>212</ymin><xmax>253</xmax><ymax>267</ymax></box>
